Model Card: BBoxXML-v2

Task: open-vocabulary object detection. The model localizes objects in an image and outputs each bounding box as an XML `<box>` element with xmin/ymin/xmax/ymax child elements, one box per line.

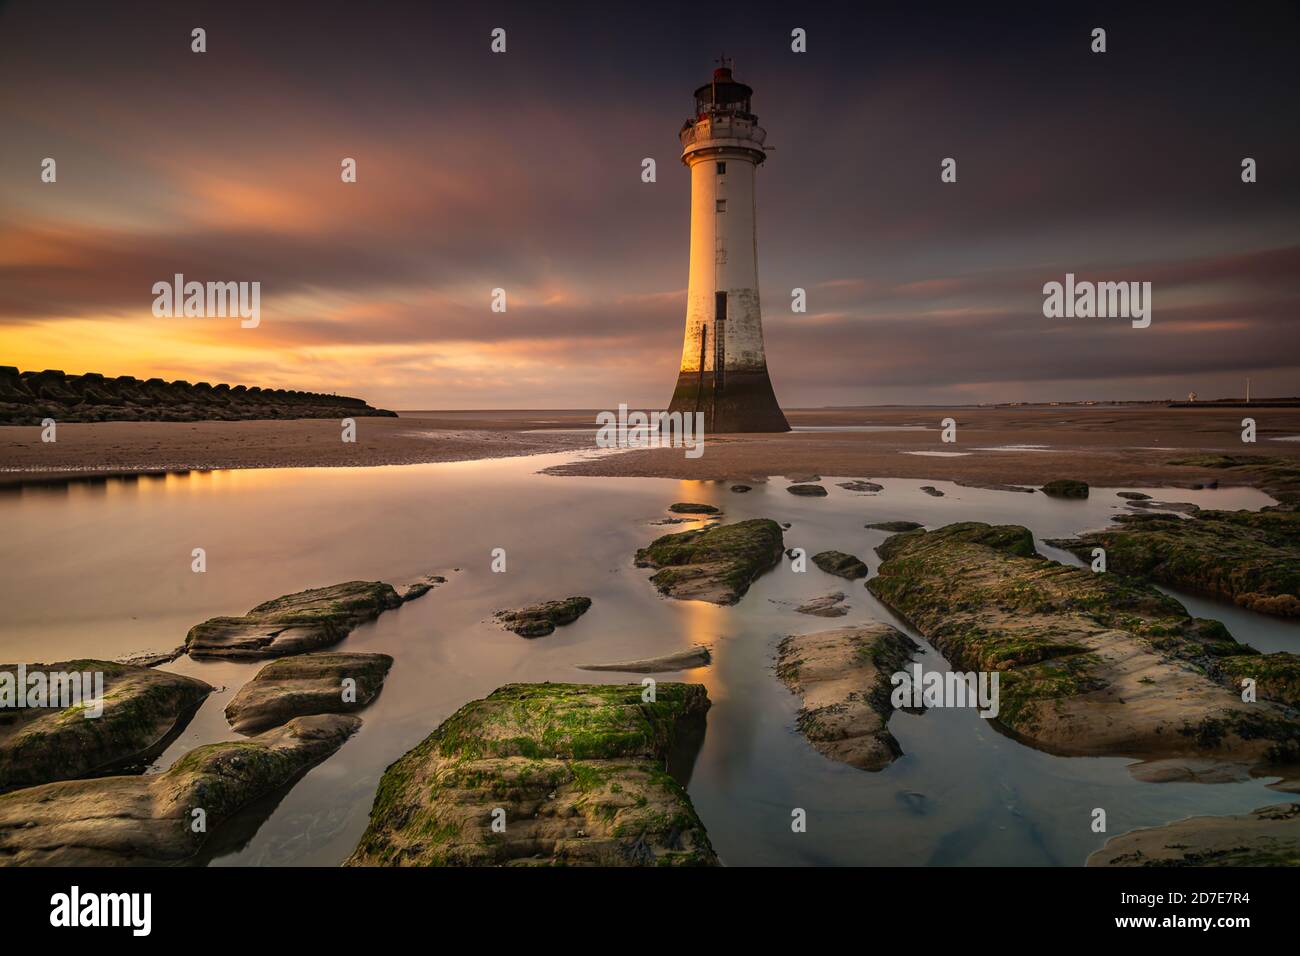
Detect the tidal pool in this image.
<box><xmin>0</xmin><ymin>455</ymin><xmax>1292</xmax><ymax>866</ymax></box>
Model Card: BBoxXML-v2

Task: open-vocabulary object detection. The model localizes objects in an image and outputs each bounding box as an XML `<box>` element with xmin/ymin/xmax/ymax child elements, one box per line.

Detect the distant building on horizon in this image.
<box><xmin>665</xmin><ymin>64</ymin><xmax>789</xmax><ymax>433</ymax></box>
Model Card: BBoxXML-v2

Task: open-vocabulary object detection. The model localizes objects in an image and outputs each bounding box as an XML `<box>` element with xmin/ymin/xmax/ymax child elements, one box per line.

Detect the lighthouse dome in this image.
<box><xmin>693</xmin><ymin>66</ymin><xmax>754</xmax><ymax>116</ymax></box>
<box><xmin>681</xmin><ymin>64</ymin><xmax>766</xmax><ymax>164</ymax></box>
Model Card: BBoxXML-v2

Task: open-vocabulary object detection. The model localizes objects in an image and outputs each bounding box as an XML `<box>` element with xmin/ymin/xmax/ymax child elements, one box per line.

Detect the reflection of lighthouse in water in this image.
<box><xmin>666</xmin><ymin>63</ymin><xmax>789</xmax><ymax>433</ymax></box>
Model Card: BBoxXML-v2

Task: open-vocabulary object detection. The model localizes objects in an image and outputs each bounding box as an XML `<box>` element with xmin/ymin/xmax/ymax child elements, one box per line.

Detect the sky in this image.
<box><xmin>2</xmin><ymin>0</ymin><xmax>1297</xmax><ymax>409</ymax></box>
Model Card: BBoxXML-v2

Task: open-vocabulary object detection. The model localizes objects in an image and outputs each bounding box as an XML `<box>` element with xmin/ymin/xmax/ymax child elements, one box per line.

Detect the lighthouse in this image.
<box><xmin>666</xmin><ymin>64</ymin><xmax>789</xmax><ymax>433</ymax></box>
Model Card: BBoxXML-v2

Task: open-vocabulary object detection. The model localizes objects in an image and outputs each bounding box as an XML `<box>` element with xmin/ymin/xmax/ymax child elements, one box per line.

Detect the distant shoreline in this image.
<box><xmin>2</xmin><ymin>406</ymin><xmax>1297</xmax><ymax>494</ymax></box>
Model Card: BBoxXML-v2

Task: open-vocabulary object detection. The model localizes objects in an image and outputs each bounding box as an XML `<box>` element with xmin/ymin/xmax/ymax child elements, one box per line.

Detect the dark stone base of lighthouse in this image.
<box><xmin>667</xmin><ymin>368</ymin><xmax>790</xmax><ymax>433</ymax></box>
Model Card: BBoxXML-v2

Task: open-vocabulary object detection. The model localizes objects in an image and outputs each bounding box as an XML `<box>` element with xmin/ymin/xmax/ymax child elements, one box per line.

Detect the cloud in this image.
<box><xmin>1</xmin><ymin>1</ymin><xmax>1297</xmax><ymax>407</ymax></box>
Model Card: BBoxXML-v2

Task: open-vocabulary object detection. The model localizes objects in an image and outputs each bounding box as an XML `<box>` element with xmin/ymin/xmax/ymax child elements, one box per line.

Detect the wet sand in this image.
<box><xmin>2</xmin><ymin>405</ymin><xmax>1297</xmax><ymax>492</ymax></box>
<box><xmin>543</xmin><ymin>405</ymin><xmax>1300</xmax><ymax>494</ymax></box>
<box><xmin>559</xmin><ymin>405</ymin><xmax>1300</xmax><ymax>492</ymax></box>
<box><xmin>0</xmin><ymin>411</ymin><xmax>593</xmax><ymax>484</ymax></box>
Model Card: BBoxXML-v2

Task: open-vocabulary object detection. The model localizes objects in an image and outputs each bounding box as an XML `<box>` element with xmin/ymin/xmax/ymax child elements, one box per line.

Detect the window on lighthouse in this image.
<box><xmin>716</xmin><ymin>199</ymin><xmax>726</xmax><ymax>213</ymax></box>
<box><xmin>716</xmin><ymin>162</ymin><xmax>726</xmax><ymax>174</ymax></box>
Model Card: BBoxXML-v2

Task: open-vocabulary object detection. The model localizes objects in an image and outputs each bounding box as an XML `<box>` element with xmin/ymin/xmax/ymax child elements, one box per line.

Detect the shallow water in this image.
<box><xmin>0</xmin><ymin>457</ymin><xmax>1293</xmax><ymax>866</ymax></box>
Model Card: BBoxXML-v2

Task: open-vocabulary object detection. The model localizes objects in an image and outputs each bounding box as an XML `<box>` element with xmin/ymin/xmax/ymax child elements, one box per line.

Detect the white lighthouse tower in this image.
<box><xmin>666</xmin><ymin>63</ymin><xmax>789</xmax><ymax>432</ymax></box>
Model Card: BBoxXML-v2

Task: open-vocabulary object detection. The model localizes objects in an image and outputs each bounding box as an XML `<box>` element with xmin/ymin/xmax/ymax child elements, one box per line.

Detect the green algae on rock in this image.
<box><xmin>0</xmin><ymin>714</ymin><xmax>359</xmax><ymax>865</ymax></box>
<box><xmin>1041</xmin><ymin>479</ymin><xmax>1089</xmax><ymax>498</ymax></box>
<box><xmin>777</xmin><ymin>624</ymin><xmax>918</xmax><ymax>771</ymax></box>
<box><xmin>1214</xmin><ymin>653</ymin><xmax>1300</xmax><ymax>709</ymax></box>
<box><xmin>224</xmin><ymin>652</ymin><xmax>394</xmax><ymax>733</ymax></box>
<box><xmin>346</xmin><ymin>682</ymin><xmax>716</xmax><ymax>866</ymax></box>
<box><xmin>635</xmin><ymin>518</ymin><xmax>784</xmax><ymax>605</ymax></box>
<box><xmin>0</xmin><ymin>661</ymin><xmax>211</xmax><ymax>793</ymax></box>
<box><xmin>787</xmin><ymin>484</ymin><xmax>828</xmax><ymax>497</ymax></box>
<box><xmin>668</xmin><ymin>502</ymin><xmax>720</xmax><ymax>515</ymax></box>
<box><xmin>837</xmin><ymin>480</ymin><xmax>883</xmax><ymax>493</ymax></box>
<box><xmin>186</xmin><ymin>580</ymin><xmax>405</xmax><ymax>659</ymax></box>
<box><xmin>494</xmin><ymin>596</ymin><xmax>592</xmax><ymax>637</ymax></box>
<box><xmin>865</xmin><ymin>520</ymin><xmax>923</xmax><ymax>533</ymax></box>
<box><xmin>866</xmin><ymin>522</ymin><xmax>1300</xmax><ymax>774</ymax></box>
<box><xmin>1048</xmin><ymin>508</ymin><xmax>1300</xmax><ymax>617</ymax></box>
<box><xmin>1088</xmin><ymin>803</ymin><xmax>1300</xmax><ymax>867</ymax></box>
<box><xmin>811</xmin><ymin>550</ymin><xmax>869</xmax><ymax>580</ymax></box>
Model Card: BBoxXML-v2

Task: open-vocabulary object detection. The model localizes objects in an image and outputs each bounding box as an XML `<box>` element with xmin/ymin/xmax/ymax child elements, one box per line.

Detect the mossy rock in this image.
<box><xmin>1041</xmin><ymin>479</ymin><xmax>1089</xmax><ymax>498</ymax></box>
<box><xmin>1049</xmin><ymin>508</ymin><xmax>1300</xmax><ymax>617</ymax></box>
<box><xmin>494</xmin><ymin>597</ymin><xmax>592</xmax><ymax>637</ymax></box>
<box><xmin>1216</xmin><ymin>653</ymin><xmax>1300</xmax><ymax>709</ymax></box>
<box><xmin>787</xmin><ymin>484</ymin><xmax>828</xmax><ymax>497</ymax></box>
<box><xmin>865</xmin><ymin>520</ymin><xmax>923</xmax><ymax>532</ymax></box>
<box><xmin>635</xmin><ymin>518</ymin><xmax>784</xmax><ymax>605</ymax></box>
<box><xmin>867</xmin><ymin>522</ymin><xmax>1300</xmax><ymax>771</ymax></box>
<box><xmin>0</xmin><ymin>661</ymin><xmax>212</xmax><ymax>792</ymax></box>
<box><xmin>0</xmin><ymin>715</ymin><xmax>359</xmax><ymax>865</ymax></box>
<box><xmin>346</xmin><ymin>683</ymin><xmax>716</xmax><ymax>866</ymax></box>
<box><xmin>668</xmin><ymin>502</ymin><xmax>719</xmax><ymax>515</ymax></box>
<box><xmin>837</xmin><ymin>480</ymin><xmax>883</xmax><ymax>493</ymax></box>
<box><xmin>811</xmin><ymin>550</ymin><xmax>869</xmax><ymax>579</ymax></box>
<box><xmin>185</xmin><ymin>580</ymin><xmax>404</xmax><ymax>659</ymax></box>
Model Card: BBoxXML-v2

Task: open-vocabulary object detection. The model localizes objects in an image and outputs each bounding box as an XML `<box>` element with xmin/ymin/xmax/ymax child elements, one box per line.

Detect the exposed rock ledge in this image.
<box><xmin>185</xmin><ymin>580</ymin><xmax>405</xmax><ymax>659</ymax></box>
<box><xmin>867</xmin><ymin>522</ymin><xmax>1300</xmax><ymax>777</ymax></box>
<box><xmin>494</xmin><ymin>597</ymin><xmax>592</xmax><ymax>637</ymax></box>
<box><xmin>777</xmin><ymin>624</ymin><xmax>919</xmax><ymax>770</ymax></box>
<box><xmin>1048</xmin><ymin>508</ymin><xmax>1300</xmax><ymax>618</ymax></box>
<box><xmin>346</xmin><ymin>683</ymin><xmax>715</xmax><ymax>866</ymax></box>
<box><xmin>577</xmin><ymin>646</ymin><xmax>711</xmax><ymax>673</ymax></box>
<box><xmin>0</xmin><ymin>715</ymin><xmax>359</xmax><ymax>865</ymax></box>
<box><xmin>1088</xmin><ymin>803</ymin><xmax>1300</xmax><ymax>866</ymax></box>
<box><xmin>225</xmin><ymin>652</ymin><xmax>393</xmax><ymax>733</ymax></box>
<box><xmin>0</xmin><ymin>661</ymin><xmax>211</xmax><ymax>792</ymax></box>
<box><xmin>635</xmin><ymin>518</ymin><xmax>784</xmax><ymax>605</ymax></box>
<box><xmin>791</xmin><ymin>592</ymin><xmax>849</xmax><ymax>617</ymax></box>
<box><xmin>811</xmin><ymin>550</ymin><xmax>869</xmax><ymax>579</ymax></box>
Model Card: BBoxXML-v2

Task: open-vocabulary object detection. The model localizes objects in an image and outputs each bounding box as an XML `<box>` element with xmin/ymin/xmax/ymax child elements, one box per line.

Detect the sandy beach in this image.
<box><xmin>4</xmin><ymin>405</ymin><xmax>1297</xmax><ymax>495</ymax></box>
<box><xmin>0</xmin><ymin>411</ymin><xmax>592</xmax><ymax>484</ymax></box>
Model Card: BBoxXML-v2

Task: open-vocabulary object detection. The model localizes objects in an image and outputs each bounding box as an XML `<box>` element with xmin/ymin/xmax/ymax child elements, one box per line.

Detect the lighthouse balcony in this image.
<box><xmin>680</xmin><ymin>117</ymin><xmax>767</xmax><ymax>162</ymax></box>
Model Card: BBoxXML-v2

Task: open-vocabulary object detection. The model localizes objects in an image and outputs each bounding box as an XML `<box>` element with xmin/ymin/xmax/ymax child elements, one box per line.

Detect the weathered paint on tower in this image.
<box><xmin>667</xmin><ymin>65</ymin><xmax>789</xmax><ymax>433</ymax></box>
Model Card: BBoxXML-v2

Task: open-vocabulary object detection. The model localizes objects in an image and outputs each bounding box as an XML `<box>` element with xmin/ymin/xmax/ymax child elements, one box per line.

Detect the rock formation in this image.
<box><xmin>867</xmin><ymin>522</ymin><xmax>1300</xmax><ymax>775</ymax></box>
<box><xmin>1089</xmin><ymin>803</ymin><xmax>1300</xmax><ymax>866</ymax></box>
<box><xmin>1049</xmin><ymin>508</ymin><xmax>1299</xmax><ymax>617</ymax></box>
<box><xmin>0</xmin><ymin>366</ymin><xmax>395</xmax><ymax>425</ymax></box>
<box><xmin>494</xmin><ymin>597</ymin><xmax>592</xmax><ymax>637</ymax></box>
<box><xmin>346</xmin><ymin>683</ymin><xmax>715</xmax><ymax>866</ymax></box>
<box><xmin>185</xmin><ymin>581</ymin><xmax>405</xmax><ymax>659</ymax></box>
<box><xmin>811</xmin><ymin>550</ymin><xmax>869</xmax><ymax>579</ymax></box>
<box><xmin>635</xmin><ymin>518</ymin><xmax>783</xmax><ymax>605</ymax></box>
<box><xmin>224</xmin><ymin>652</ymin><xmax>393</xmax><ymax>733</ymax></box>
<box><xmin>0</xmin><ymin>715</ymin><xmax>359</xmax><ymax>865</ymax></box>
<box><xmin>777</xmin><ymin>624</ymin><xmax>918</xmax><ymax>770</ymax></box>
<box><xmin>0</xmin><ymin>661</ymin><xmax>211</xmax><ymax>792</ymax></box>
